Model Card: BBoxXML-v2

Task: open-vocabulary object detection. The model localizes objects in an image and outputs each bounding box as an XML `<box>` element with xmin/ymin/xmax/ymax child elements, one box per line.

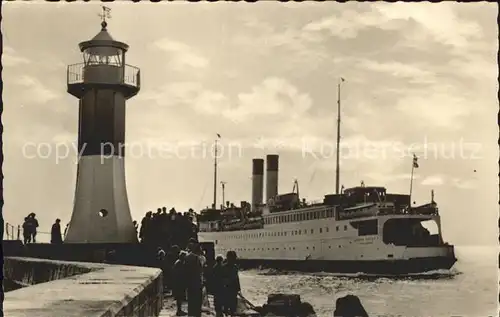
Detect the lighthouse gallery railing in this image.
<box><xmin>67</xmin><ymin>63</ymin><xmax>140</xmax><ymax>88</ymax></box>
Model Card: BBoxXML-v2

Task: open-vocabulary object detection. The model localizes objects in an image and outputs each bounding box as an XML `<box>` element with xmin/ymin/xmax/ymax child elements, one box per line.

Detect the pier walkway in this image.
<box><xmin>4</xmin><ymin>256</ymin><xmax>163</xmax><ymax>317</ymax></box>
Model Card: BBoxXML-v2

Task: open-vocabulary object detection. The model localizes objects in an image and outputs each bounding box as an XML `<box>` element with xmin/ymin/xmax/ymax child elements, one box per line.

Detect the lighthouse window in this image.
<box><xmin>336</xmin><ymin>226</ymin><xmax>339</xmax><ymax>231</ymax></box>
<box><xmin>312</xmin><ymin>229</ymin><xmax>315</xmax><ymax>234</ymax></box>
<box><xmin>319</xmin><ymin>228</ymin><xmax>322</xmax><ymax>233</ymax></box>
<box><xmin>344</xmin><ymin>225</ymin><xmax>347</xmax><ymax>231</ymax></box>
<box><xmin>298</xmin><ymin>230</ymin><xmax>302</xmax><ymax>235</ymax></box>
<box><xmin>83</xmin><ymin>47</ymin><xmax>123</xmax><ymax>66</ymax></box>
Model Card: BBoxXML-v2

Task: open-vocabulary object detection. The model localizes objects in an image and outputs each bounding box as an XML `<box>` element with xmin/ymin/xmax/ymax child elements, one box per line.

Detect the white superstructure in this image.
<box><xmin>200</xmin><ymin>204</ymin><xmax>449</xmax><ymax>262</ymax></box>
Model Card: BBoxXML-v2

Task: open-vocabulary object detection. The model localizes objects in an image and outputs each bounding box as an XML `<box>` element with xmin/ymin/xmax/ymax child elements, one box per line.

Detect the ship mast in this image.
<box><xmin>335</xmin><ymin>77</ymin><xmax>345</xmax><ymax>194</ymax></box>
<box><xmin>221</xmin><ymin>181</ymin><xmax>227</xmax><ymax>210</ymax></box>
<box><xmin>213</xmin><ymin>133</ymin><xmax>221</xmax><ymax>209</ymax></box>
<box><xmin>292</xmin><ymin>179</ymin><xmax>299</xmax><ymax>200</ymax></box>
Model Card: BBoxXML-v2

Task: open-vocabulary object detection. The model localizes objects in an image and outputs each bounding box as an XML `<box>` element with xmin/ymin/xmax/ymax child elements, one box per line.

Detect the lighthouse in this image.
<box><xmin>65</xmin><ymin>10</ymin><xmax>140</xmax><ymax>243</ymax></box>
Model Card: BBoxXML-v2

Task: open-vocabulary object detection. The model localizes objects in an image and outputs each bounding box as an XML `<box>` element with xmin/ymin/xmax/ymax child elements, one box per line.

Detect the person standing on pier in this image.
<box><xmin>165</xmin><ymin>245</ymin><xmax>181</xmax><ymax>290</ymax></box>
<box><xmin>223</xmin><ymin>251</ymin><xmax>241</xmax><ymax>316</ymax></box>
<box><xmin>64</xmin><ymin>223</ymin><xmax>69</xmax><ymax>239</ymax></box>
<box><xmin>172</xmin><ymin>251</ymin><xmax>188</xmax><ymax>316</ymax></box>
<box><xmin>22</xmin><ymin>217</ymin><xmax>32</xmax><ymax>244</ymax></box>
<box><xmin>184</xmin><ymin>241</ymin><xmax>204</xmax><ymax>317</ymax></box>
<box><xmin>50</xmin><ymin>219</ymin><xmax>63</xmax><ymax>244</ymax></box>
<box><xmin>139</xmin><ymin>211</ymin><xmax>152</xmax><ymax>243</ymax></box>
<box><xmin>132</xmin><ymin>220</ymin><xmax>138</xmax><ymax>238</ymax></box>
<box><xmin>212</xmin><ymin>255</ymin><xmax>226</xmax><ymax>317</ymax></box>
<box><xmin>27</xmin><ymin>213</ymin><xmax>39</xmax><ymax>243</ymax></box>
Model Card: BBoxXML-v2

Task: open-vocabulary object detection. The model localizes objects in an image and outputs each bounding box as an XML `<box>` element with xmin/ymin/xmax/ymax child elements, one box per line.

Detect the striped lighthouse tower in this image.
<box><xmin>65</xmin><ymin>12</ymin><xmax>140</xmax><ymax>243</ymax></box>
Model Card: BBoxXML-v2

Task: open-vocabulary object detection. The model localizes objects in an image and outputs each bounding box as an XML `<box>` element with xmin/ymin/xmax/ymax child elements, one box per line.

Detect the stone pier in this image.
<box><xmin>3</xmin><ymin>256</ymin><xmax>163</xmax><ymax>317</ymax></box>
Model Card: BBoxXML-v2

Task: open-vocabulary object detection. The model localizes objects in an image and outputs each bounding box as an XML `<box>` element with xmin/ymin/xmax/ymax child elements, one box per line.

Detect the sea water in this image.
<box><xmin>239</xmin><ymin>246</ymin><xmax>498</xmax><ymax>317</ymax></box>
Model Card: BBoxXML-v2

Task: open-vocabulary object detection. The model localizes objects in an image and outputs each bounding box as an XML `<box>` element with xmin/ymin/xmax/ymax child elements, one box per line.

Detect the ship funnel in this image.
<box><xmin>266</xmin><ymin>154</ymin><xmax>279</xmax><ymax>203</ymax></box>
<box><xmin>251</xmin><ymin>158</ymin><xmax>264</xmax><ymax>211</ymax></box>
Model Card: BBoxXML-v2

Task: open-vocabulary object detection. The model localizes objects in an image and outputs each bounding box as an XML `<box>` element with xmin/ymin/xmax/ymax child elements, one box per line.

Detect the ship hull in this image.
<box><xmin>235</xmin><ymin>255</ymin><xmax>457</xmax><ymax>274</ymax></box>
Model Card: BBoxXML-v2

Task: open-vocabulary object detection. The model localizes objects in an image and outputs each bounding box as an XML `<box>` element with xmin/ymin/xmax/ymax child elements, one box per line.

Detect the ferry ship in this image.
<box><xmin>197</xmin><ymin>156</ymin><xmax>456</xmax><ymax>274</ymax></box>
<box><xmin>197</xmin><ymin>81</ymin><xmax>456</xmax><ymax>274</ymax></box>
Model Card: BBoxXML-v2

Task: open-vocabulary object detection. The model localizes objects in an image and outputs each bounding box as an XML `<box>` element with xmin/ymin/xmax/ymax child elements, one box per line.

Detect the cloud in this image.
<box><xmin>2</xmin><ymin>46</ymin><xmax>31</xmax><ymax>67</ymax></box>
<box><xmin>153</xmin><ymin>38</ymin><xmax>209</xmax><ymax>70</ymax></box>
<box><xmin>224</xmin><ymin>77</ymin><xmax>313</xmax><ymax>122</ymax></box>
<box><xmin>192</xmin><ymin>90</ymin><xmax>230</xmax><ymax>115</ymax></box>
<box><xmin>139</xmin><ymin>81</ymin><xmax>230</xmax><ymax>115</ymax></box>
<box><xmin>233</xmin><ymin>18</ymin><xmax>327</xmax><ymax>74</ymax></box>
<box><xmin>451</xmin><ymin>177</ymin><xmax>477</xmax><ymax>189</ymax></box>
<box><xmin>374</xmin><ymin>3</ymin><xmax>483</xmax><ymax>50</ymax></box>
<box><xmin>140</xmin><ymin>82</ymin><xmax>204</xmax><ymax>106</ymax></box>
<box><xmin>394</xmin><ymin>87</ymin><xmax>472</xmax><ymax>129</ymax></box>
<box><xmin>143</xmin><ymin>77</ymin><xmax>314</xmax><ymax>131</ymax></box>
<box><xmin>421</xmin><ymin>175</ymin><xmax>445</xmax><ymax>186</ymax></box>
<box><xmin>11</xmin><ymin>75</ymin><xmax>60</xmax><ymax>104</ymax></box>
<box><xmin>303</xmin><ymin>8</ymin><xmax>404</xmax><ymax>39</ymax></box>
<box><xmin>355</xmin><ymin>59</ymin><xmax>436</xmax><ymax>84</ymax></box>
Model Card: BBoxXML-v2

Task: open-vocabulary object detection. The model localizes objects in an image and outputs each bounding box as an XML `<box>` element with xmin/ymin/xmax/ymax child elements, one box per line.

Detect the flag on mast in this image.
<box><xmin>340</xmin><ymin>77</ymin><xmax>345</xmax><ymax>82</ymax></box>
<box><xmin>413</xmin><ymin>154</ymin><xmax>419</xmax><ymax>168</ymax></box>
<box><xmin>216</xmin><ymin>133</ymin><xmax>221</xmax><ymax>138</ymax></box>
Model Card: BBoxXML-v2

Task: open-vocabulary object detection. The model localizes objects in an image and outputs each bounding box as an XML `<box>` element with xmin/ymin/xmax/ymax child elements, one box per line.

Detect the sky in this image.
<box><xmin>2</xmin><ymin>2</ymin><xmax>498</xmax><ymax>245</ymax></box>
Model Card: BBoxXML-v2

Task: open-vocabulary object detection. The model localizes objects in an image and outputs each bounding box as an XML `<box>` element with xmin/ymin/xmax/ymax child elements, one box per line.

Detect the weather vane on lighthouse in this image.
<box><xmin>98</xmin><ymin>6</ymin><xmax>112</xmax><ymax>28</ymax></box>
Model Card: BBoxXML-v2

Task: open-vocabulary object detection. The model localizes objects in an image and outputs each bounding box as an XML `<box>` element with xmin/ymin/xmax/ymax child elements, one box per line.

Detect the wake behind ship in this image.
<box><xmin>197</xmin><ymin>155</ymin><xmax>457</xmax><ymax>274</ymax></box>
